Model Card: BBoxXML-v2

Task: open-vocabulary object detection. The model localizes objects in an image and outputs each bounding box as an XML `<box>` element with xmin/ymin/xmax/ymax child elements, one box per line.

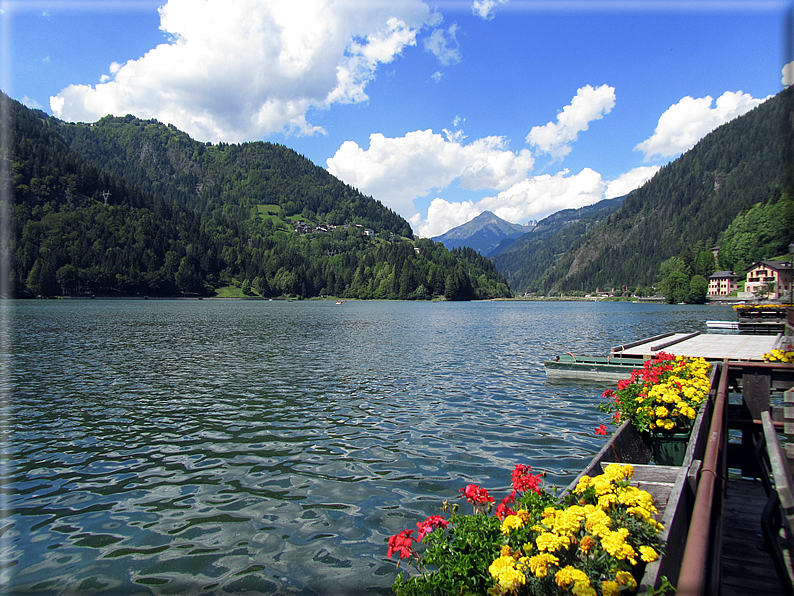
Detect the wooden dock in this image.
<box><xmin>545</xmin><ymin>332</ymin><xmax>785</xmax><ymax>382</ymax></box>
<box><xmin>615</xmin><ymin>332</ymin><xmax>781</xmax><ymax>361</ymax></box>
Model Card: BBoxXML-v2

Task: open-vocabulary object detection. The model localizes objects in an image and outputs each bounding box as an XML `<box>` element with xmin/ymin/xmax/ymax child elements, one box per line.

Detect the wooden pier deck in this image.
<box><xmin>721</xmin><ymin>478</ymin><xmax>786</xmax><ymax>596</ymax></box>
<box><xmin>615</xmin><ymin>332</ymin><xmax>780</xmax><ymax>361</ymax></box>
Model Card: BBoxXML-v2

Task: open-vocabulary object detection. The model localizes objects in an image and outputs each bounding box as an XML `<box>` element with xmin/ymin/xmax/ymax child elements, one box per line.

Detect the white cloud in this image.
<box><xmin>410</xmin><ymin>164</ymin><xmax>662</xmax><ymax>238</ymax></box>
<box><xmin>21</xmin><ymin>96</ymin><xmax>42</xmax><ymax>110</ymax></box>
<box><xmin>424</xmin><ymin>23</ymin><xmax>461</xmax><ymax>66</ymax></box>
<box><xmin>472</xmin><ymin>0</ymin><xmax>509</xmax><ymax>20</ymax></box>
<box><xmin>49</xmin><ymin>0</ymin><xmax>433</xmax><ymax>142</ymax></box>
<box><xmin>432</xmin><ymin>71</ymin><xmax>443</xmax><ymax>83</ymax></box>
<box><xmin>635</xmin><ymin>91</ymin><xmax>768</xmax><ymax>161</ymax></box>
<box><xmin>783</xmin><ymin>61</ymin><xmax>794</xmax><ymax>87</ymax></box>
<box><xmin>604</xmin><ymin>166</ymin><xmax>660</xmax><ymax>199</ymax></box>
<box><xmin>326</xmin><ymin>129</ymin><xmax>534</xmax><ymax>218</ymax></box>
<box><xmin>526</xmin><ymin>84</ymin><xmax>616</xmax><ymax>159</ymax></box>
<box><xmin>410</xmin><ymin>198</ymin><xmax>480</xmax><ymax>238</ymax></box>
<box><xmin>411</xmin><ymin>168</ymin><xmax>606</xmax><ymax>238</ymax></box>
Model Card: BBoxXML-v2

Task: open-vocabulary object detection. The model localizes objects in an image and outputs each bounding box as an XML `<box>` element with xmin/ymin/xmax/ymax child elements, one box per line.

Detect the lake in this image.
<box><xmin>2</xmin><ymin>299</ymin><xmax>734</xmax><ymax>595</ymax></box>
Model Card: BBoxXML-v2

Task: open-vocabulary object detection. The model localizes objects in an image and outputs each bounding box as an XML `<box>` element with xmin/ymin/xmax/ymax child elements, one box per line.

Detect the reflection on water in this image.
<box><xmin>3</xmin><ymin>299</ymin><xmax>731</xmax><ymax>594</ymax></box>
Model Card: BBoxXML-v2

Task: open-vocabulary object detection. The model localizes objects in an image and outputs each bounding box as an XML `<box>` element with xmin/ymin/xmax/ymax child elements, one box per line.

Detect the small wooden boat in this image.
<box><xmin>706</xmin><ymin>320</ymin><xmax>739</xmax><ymax>329</ymax></box>
<box><xmin>544</xmin><ymin>353</ymin><xmax>646</xmax><ymax>382</ymax></box>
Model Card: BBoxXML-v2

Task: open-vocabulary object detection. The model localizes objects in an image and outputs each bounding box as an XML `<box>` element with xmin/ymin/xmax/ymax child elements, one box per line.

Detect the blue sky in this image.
<box><xmin>2</xmin><ymin>0</ymin><xmax>791</xmax><ymax>237</ymax></box>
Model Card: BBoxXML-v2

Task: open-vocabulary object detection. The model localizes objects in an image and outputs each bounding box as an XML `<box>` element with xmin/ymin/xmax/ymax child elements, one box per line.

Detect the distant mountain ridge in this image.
<box><xmin>432</xmin><ymin>211</ymin><xmax>534</xmax><ymax>256</ymax></box>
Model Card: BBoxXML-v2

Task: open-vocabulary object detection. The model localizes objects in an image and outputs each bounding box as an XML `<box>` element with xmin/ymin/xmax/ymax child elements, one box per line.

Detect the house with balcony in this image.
<box><xmin>707</xmin><ymin>271</ymin><xmax>739</xmax><ymax>297</ymax></box>
<box><xmin>744</xmin><ymin>261</ymin><xmax>793</xmax><ymax>300</ymax></box>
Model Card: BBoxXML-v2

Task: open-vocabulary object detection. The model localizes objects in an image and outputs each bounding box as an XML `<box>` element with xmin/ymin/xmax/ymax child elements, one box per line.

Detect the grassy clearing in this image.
<box><xmin>213</xmin><ymin>285</ymin><xmax>250</xmax><ymax>298</ymax></box>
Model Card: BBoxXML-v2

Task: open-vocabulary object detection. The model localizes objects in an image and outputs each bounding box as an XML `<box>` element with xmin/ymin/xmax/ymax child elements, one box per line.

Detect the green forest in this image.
<box><xmin>2</xmin><ymin>94</ymin><xmax>511</xmax><ymax>300</ymax></box>
<box><xmin>493</xmin><ymin>85</ymin><xmax>794</xmax><ymax>297</ymax></box>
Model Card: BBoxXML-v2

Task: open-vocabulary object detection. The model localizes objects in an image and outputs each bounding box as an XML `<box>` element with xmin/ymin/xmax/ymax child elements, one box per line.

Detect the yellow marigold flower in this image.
<box><xmin>517</xmin><ymin>509</ymin><xmax>530</xmax><ymax>524</ymax></box>
<box><xmin>601</xmin><ymin>528</ymin><xmax>637</xmax><ymax>563</ymax></box>
<box><xmin>626</xmin><ymin>506</ymin><xmax>653</xmax><ymax>521</ymax></box>
<box><xmin>528</xmin><ymin>553</ymin><xmax>558</xmax><ymax>577</ymax></box>
<box><xmin>615</xmin><ymin>570</ymin><xmax>637</xmax><ymax>589</ymax></box>
<box><xmin>574</xmin><ymin>476</ymin><xmax>592</xmax><ymax>494</ymax></box>
<box><xmin>584</xmin><ymin>508</ymin><xmax>612</xmax><ymax>537</ymax></box>
<box><xmin>592</xmin><ymin>477</ymin><xmax>614</xmax><ymax>497</ymax></box>
<box><xmin>572</xmin><ymin>583</ymin><xmax>597</xmax><ymax>596</ymax></box>
<box><xmin>640</xmin><ymin>545</ymin><xmax>659</xmax><ymax>563</ymax></box>
<box><xmin>597</xmin><ymin>493</ymin><xmax>618</xmax><ymax>509</ymax></box>
<box><xmin>554</xmin><ymin>565</ymin><xmax>590</xmax><ymax>587</ymax></box>
<box><xmin>501</xmin><ymin>544</ymin><xmax>513</xmax><ymax>557</ymax></box>
<box><xmin>488</xmin><ymin>555</ymin><xmax>527</xmax><ymax>590</ymax></box>
<box><xmin>579</xmin><ymin>535</ymin><xmax>596</xmax><ymax>553</ymax></box>
<box><xmin>656</xmin><ymin>418</ymin><xmax>675</xmax><ymax>430</ymax></box>
<box><xmin>601</xmin><ymin>580</ymin><xmax>620</xmax><ymax>596</ymax></box>
<box><xmin>536</xmin><ymin>531</ymin><xmax>571</xmax><ymax>552</ymax></box>
<box><xmin>603</xmin><ymin>463</ymin><xmax>633</xmax><ymax>481</ymax></box>
<box><xmin>501</xmin><ymin>514</ymin><xmax>525</xmax><ymax>535</ymax></box>
<box><xmin>654</xmin><ymin>405</ymin><xmax>669</xmax><ymax>418</ymax></box>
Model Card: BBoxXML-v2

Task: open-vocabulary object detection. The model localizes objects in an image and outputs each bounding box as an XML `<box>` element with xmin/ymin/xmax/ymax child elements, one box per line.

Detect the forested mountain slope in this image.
<box><xmin>491</xmin><ymin>196</ymin><xmax>625</xmax><ymax>294</ymax></box>
<box><xmin>3</xmin><ymin>94</ymin><xmax>511</xmax><ymax>300</ymax></box>
<box><xmin>494</xmin><ymin>85</ymin><xmax>794</xmax><ymax>295</ymax></box>
<box><xmin>57</xmin><ymin>113</ymin><xmax>411</xmax><ymax>237</ymax></box>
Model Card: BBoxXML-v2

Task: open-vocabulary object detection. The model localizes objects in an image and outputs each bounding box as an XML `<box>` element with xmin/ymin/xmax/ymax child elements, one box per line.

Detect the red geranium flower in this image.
<box><xmin>459</xmin><ymin>484</ymin><xmax>494</xmax><ymax>505</ymax></box>
<box><xmin>496</xmin><ymin>491</ymin><xmax>517</xmax><ymax>520</ymax></box>
<box><xmin>415</xmin><ymin>515</ymin><xmax>449</xmax><ymax>541</ymax></box>
<box><xmin>595</xmin><ymin>424</ymin><xmax>607</xmax><ymax>435</ymax></box>
<box><xmin>387</xmin><ymin>529</ymin><xmax>415</xmax><ymax>559</ymax></box>
<box><xmin>511</xmin><ymin>464</ymin><xmax>542</xmax><ymax>494</ymax></box>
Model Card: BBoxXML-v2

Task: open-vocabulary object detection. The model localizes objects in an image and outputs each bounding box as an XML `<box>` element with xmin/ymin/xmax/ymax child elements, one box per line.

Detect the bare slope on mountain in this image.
<box><xmin>493</xmin><ymin>85</ymin><xmax>794</xmax><ymax>295</ymax></box>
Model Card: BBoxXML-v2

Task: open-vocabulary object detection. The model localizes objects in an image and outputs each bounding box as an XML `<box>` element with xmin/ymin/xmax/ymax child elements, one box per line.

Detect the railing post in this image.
<box><xmin>677</xmin><ymin>361</ymin><xmax>729</xmax><ymax>595</ymax></box>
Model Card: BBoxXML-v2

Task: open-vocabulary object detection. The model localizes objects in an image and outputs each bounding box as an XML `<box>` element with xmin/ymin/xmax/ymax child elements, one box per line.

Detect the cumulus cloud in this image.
<box><xmin>635</xmin><ymin>91</ymin><xmax>768</xmax><ymax>161</ymax></box>
<box><xmin>326</xmin><ymin>129</ymin><xmax>535</xmax><ymax>218</ymax></box>
<box><xmin>49</xmin><ymin>0</ymin><xmax>432</xmax><ymax>142</ymax></box>
<box><xmin>604</xmin><ymin>166</ymin><xmax>660</xmax><ymax>199</ymax></box>
<box><xmin>472</xmin><ymin>0</ymin><xmax>509</xmax><ymax>20</ymax></box>
<box><xmin>526</xmin><ymin>84</ymin><xmax>616</xmax><ymax>160</ymax></box>
<box><xmin>21</xmin><ymin>96</ymin><xmax>42</xmax><ymax>110</ymax></box>
<box><xmin>410</xmin><ymin>168</ymin><xmax>606</xmax><ymax>238</ymax></box>
<box><xmin>783</xmin><ymin>61</ymin><xmax>794</xmax><ymax>87</ymax></box>
<box><xmin>410</xmin><ymin>198</ymin><xmax>481</xmax><ymax>238</ymax></box>
<box><xmin>424</xmin><ymin>23</ymin><xmax>462</xmax><ymax>66</ymax></box>
<box><xmin>409</xmin><ymin>164</ymin><xmax>662</xmax><ymax>238</ymax></box>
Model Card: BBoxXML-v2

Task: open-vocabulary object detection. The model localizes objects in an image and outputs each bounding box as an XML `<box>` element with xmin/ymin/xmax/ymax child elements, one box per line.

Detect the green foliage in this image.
<box><xmin>658</xmin><ymin>257</ymin><xmax>690</xmax><ymax>304</ymax></box>
<box><xmin>4</xmin><ymin>94</ymin><xmax>512</xmax><ymax>300</ymax></box>
<box><xmin>716</xmin><ymin>192</ymin><xmax>794</xmax><ymax>273</ymax></box>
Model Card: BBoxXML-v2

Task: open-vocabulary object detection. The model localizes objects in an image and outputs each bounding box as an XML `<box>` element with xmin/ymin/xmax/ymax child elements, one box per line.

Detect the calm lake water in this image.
<box><xmin>2</xmin><ymin>299</ymin><xmax>733</xmax><ymax>595</ymax></box>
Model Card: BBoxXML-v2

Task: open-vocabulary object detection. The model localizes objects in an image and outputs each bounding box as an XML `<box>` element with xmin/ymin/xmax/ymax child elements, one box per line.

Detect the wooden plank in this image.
<box><xmin>786</xmin><ymin>388</ymin><xmax>794</xmax><ymax>404</ymax></box>
<box><xmin>763</xmin><ymin>411</ymin><xmax>794</xmax><ymax>514</ymax></box>
<box><xmin>721</xmin><ymin>479</ymin><xmax>785</xmax><ymax>596</ymax></box>
<box><xmin>744</xmin><ymin>372</ymin><xmax>772</xmax><ymax>419</ymax></box>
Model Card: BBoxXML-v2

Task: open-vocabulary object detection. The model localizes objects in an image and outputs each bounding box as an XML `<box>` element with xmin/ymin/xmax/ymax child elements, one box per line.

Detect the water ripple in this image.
<box><xmin>3</xmin><ymin>299</ymin><xmax>729</xmax><ymax>594</ymax></box>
